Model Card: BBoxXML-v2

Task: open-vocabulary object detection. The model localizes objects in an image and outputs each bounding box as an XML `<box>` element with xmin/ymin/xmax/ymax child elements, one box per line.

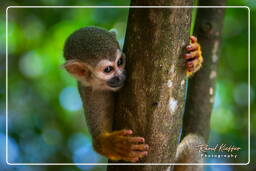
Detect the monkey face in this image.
<box><xmin>93</xmin><ymin>49</ymin><xmax>126</xmax><ymax>91</ymax></box>
<box><xmin>64</xmin><ymin>49</ymin><xmax>126</xmax><ymax>91</ymax></box>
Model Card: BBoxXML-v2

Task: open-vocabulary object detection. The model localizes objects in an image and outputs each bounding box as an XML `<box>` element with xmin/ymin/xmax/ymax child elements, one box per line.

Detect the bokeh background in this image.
<box><xmin>0</xmin><ymin>0</ymin><xmax>255</xmax><ymax>171</ymax></box>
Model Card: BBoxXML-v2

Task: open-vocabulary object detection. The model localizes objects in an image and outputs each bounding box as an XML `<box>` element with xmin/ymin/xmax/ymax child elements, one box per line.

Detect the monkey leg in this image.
<box><xmin>184</xmin><ymin>36</ymin><xmax>203</xmax><ymax>77</ymax></box>
<box><xmin>93</xmin><ymin>129</ymin><xmax>149</xmax><ymax>162</ymax></box>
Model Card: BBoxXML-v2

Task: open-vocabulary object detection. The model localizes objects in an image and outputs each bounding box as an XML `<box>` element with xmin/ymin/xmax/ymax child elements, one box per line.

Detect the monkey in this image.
<box><xmin>63</xmin><ymin>26</ymin><xmax>148</xmax><ymax>162</ymax></box>
<box><xmin>63</xmin><ymin>26</ymin><xmax>203</xmax><ymax>163</ymax></box>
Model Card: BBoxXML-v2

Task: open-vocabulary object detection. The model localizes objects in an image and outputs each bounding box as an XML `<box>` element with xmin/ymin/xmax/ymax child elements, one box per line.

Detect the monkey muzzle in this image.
<box><xmin>107</xmin><ymin>74</ymin><xmax>126</xmax><ymax>88</ymax></box>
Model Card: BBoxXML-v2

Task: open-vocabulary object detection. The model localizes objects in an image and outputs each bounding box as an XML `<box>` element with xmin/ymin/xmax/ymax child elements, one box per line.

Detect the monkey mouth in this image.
<box><xmin>107</xmin><ymin>82</ymin><xmax>124</xmax><ymax>88</ymax></box>
<box><xmin>107</xmin><ymin>76</ymin><xmax>125</xmax><ymax>88</ymax></box>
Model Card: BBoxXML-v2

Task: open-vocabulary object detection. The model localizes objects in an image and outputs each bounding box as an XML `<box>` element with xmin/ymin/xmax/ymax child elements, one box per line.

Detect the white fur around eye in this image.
<box><xmin>115</xmin><ymin>49</ymin><xmax>122</xmax><ymax>59</ymax></box>
<box><xmin>115</xmin><ymin>53</ymin><xmax>126</xmax><ymax>70</ymax></box>
<box><xmin>94</xmin><ymin>60</ymin><xmax>115</xmax><ymax>81</ymax></box>
<box><xmin>97</xmin><ymin>59</ymin><xmax>113</xmax><ymax>68</ymax></box>
<box><xmin>95</xmin><ymin>71</ymin><xmax>114</xmax><ymax>81</ymax></box>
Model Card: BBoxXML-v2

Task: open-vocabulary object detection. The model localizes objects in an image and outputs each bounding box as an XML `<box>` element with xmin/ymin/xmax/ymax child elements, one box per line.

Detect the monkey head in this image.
<box><xmin>63</xmin><ymin>27</ymin><xmax>126</xmax><ymax>91</ymax></box>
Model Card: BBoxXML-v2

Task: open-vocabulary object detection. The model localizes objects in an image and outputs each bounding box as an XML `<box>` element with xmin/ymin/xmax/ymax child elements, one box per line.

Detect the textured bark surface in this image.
<box><xmin>108</xmin><ymin>1</ymin><xmax>193</xmax><ymax>171</ymax></box>
<box><xmin>182</xmin><ymin>0</ymin><xmax>227</xmax><ymax>142</ymax></box>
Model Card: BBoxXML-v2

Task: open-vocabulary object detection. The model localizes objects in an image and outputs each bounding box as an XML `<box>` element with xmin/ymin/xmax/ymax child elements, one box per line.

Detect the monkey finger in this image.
<box><xmin>129</xmin><ymin>151</ymin><xmax>148</xmax><ymax>158</ymax></box>
<box><xmin>184</xmin><ymin>52</ymin><xmax>199</xmax><ymax>61</ymax></box>
<box><xmin>117</xmin><ymin>146</ymin><xmax>147</xmax><ymax>157</ymax></box>
<box><xmin>117</xmin><ymin>136</ymin><xmax>145</xmax><ymax>144</ymax></box>
<box><xmin>186</xmin><ymin>62</ymin><xmax>194</xmax><ymax>72</ymax></box>
<box><xmin>184</xmin><ymin>53</ymin><xmax>192</xmax><ymax>60</ymax></box>
<box><xmin>125</xmin><ymin>137</ymin><xmax>145</xmax><ymax>143</ymax></box>
<box><xmin>187</xmin><ymin>64</ymin><xmax>201</xmax><ymax>74</ymax></box>
<box><xmin>184</xmin><ymin>51</ymin><xmax>198</xmax><ymax>60</ymax></box>
<box><xmin>186</xmin><ymin>60</ymin><xmax>194</xmax><ymax>66</ymax></box>
<box><xmin>189</xmin><ymin>56</ymin><xmax>203</xmax><ymax>66</ymax></box>
<box><xmin>116</xmin><ymin>143</ymin><xmax>149</xmax><ymax>153</ymax></box>
<box><xmin>186</xmin><ymin>43</ymin><xmax>199</xmax><ymax>51</ymax></box>
<box><xmin>113</xmin><ymin>129</ymin><xmax>133</xmax><ymax>136</ymax></box>
<box><xmin>131</xmin><ymin>144</ymin><xmax>149</xmax><ymax>151</ymax></box>
<box><xmin>186</xmin><ymin>59</ymin><xmax>202</xmax><ymax>73</ymax></box>
<box><xmin>190</xmin><ymin>36</ymin><xmax>197</xmax><ymax>43</ymax></box>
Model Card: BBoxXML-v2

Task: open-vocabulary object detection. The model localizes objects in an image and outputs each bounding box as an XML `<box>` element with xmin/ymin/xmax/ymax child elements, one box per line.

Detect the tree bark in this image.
<box><xmin>182</xmin><ymin>0</ymin><xmax>227</xmax><ymax>144</ymax></box>
<box><xmin>108</xmin><ymin>1</ymin><xmax>193</xmax><ymax>171</ymax></box>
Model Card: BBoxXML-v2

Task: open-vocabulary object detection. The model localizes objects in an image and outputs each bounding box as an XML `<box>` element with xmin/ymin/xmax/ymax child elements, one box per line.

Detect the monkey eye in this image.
<box><xmin>103</xmin><ymin>66</ymin><xmax>114</xmax><ymax>73</ymax></box>
<box><xmin>117</xmin><ymin>57</ymin><xmax>123</xmax><ymax>66</ymax></box>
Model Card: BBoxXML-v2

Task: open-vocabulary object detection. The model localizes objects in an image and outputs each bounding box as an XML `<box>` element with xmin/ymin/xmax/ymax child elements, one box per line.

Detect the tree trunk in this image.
<box><xmin>182</xmin><ymin>0</ymin><xmax>227</xmax><ymax>142</ymax></box>
<box><xmin>108</xmin><ymin>1</ymin><xmax>193</xmax><ymax>171</ymax></box>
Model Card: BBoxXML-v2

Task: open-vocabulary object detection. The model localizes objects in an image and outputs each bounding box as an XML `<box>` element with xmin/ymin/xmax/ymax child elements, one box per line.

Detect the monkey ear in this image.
<box><xmin>109</xmin><ymin>28</ymin><xmax>118</xmax><ymax>38</ymax></box>
<box><xmin>63</xmin><ymin>59</ymin><xmax>90</xmax><ymax>78</ymax></box>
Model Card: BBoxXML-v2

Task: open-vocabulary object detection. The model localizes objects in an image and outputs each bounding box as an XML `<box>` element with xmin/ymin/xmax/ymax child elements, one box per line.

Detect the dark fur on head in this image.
<box><xmin>63</xmin><ymin>26</ymin><xmax>120</xmax><ymax>66</ymax></box>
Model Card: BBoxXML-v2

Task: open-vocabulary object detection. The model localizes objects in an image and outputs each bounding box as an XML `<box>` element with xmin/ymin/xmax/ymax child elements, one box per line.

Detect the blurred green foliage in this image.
<box><xmin>0</xmin><ymin>0</ymin><xmax>255</xmax><ymax>171</ymax></box>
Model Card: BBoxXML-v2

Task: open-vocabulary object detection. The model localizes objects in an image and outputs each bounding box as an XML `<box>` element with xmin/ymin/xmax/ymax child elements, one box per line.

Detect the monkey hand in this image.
<box><xmin>93</xmin><ymin>129</ymin><xmax>149</xmax><ymax>162</ymax></box>
<box><xmin>184</xmin><ymin>36</ymin><xmax>203</xmax><ymax>77</ymax></box>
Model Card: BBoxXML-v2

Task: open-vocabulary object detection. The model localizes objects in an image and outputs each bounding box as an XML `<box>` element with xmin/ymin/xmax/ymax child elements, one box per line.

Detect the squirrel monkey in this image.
<box><xmin>63</xmin><ymin>26</ymin><xmax>203</xmax><ymax>162</ymax></box>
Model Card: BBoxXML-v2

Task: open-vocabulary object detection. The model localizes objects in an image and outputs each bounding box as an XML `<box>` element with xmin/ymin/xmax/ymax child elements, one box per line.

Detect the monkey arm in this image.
<box><xmin>78</xmin><ymin>83</ymin><xmax>148</xmax><ymax>162</ymax></box>
<box><xmin>78</xmin><ymin>82</ymin><xmax>114</xmax><ymax>137</ymax></box>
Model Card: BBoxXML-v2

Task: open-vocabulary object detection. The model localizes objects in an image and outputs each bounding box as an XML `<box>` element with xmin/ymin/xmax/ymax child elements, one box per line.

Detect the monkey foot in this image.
<box><xmin>184</xmin><ymin>36</ymin><xmax>203</xmax><ymax>77</ymax></box>
<box><xmin>94</xmin><ymin>129</ymin><xmax>149</xmax><ymax>162</ymax></box>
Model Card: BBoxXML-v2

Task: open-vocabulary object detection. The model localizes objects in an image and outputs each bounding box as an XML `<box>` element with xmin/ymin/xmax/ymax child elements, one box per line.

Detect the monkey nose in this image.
<box><xmin>107</xmin><ymin>76</ymin><xmax>124</xmax><ymax>88</ymax></box>
<box><xmin>113</xmin><ymin>76</ymin><xmax>120</xmax><ymax>82</ymax></box>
